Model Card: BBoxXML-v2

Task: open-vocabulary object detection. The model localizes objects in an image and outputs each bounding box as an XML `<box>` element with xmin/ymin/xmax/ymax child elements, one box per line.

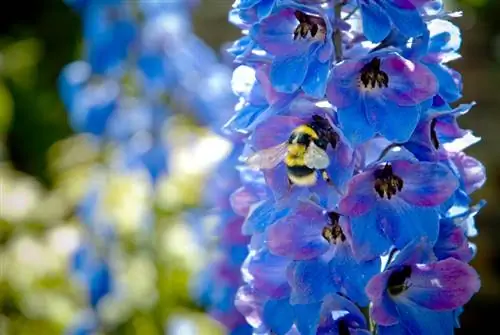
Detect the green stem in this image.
<box><xmin>333</xmin><ymin>1</ymin><xmax>343</xmax><ymax>63</ymax></box>
<box><xmin>343</xmin><ymin>6</ymin><xmax>359</xmax><ymax>21</ymax></box>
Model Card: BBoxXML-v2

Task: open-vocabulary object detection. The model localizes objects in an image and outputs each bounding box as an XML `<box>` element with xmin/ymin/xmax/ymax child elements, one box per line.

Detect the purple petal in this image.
<box><xmin>365</xmin><ymin>271</ymin><xmax>400</xmax><ymax>326</ymax></box>
<box><xmin>450</xmin><ymin>152</ymin><xmax>486</xmax><ymax>195</ymax></box>
<box><xmin>243</xmin><ymin>249</ymin><xmax>291</xmax><ymax>299</ymax></box>
<box><xmin>235</xmin><ymin>284</ymin><xmax>267</xmax><ymax>329</ymax></box>
<box><xmin>231</xmin><ymin>186</ymin><xmax>261</xmax><ymax>217</ymax></box>
<box><xmin>403</xmin><ymin>258</ymin><xmax>481</xmax><ymax>310</ymax></box>
<box><xmin>251</xmin><ymin>8</ymin><xmax>309</xmax><ymax>57</ymax></box>
<box><xmin>326</xmin><ymin>61</ymin><xmax>362</xmax><ymax>108</ymax></box>
<box><xmin>434</xmin><ymin>220</ymin><xmax>473</xmax><ymax>262</ymax></box>
<box><xmin>252</xmin><ymin>115</ymin><xmax>306</xmax><ymax>150</ymax></box>
<box><xmin>382</xmin><ymin>55</ymin><xmax>437</xmax><ymax>106</ymax></box>
<box><xmin>339</xmin><ymin>172</ymin><xmax>377</xmax><ymax>217</ymax></box>
<box><xmin>266</xmin><ymin>201</ymin><xmax>329</xmax><ymax>260</ymax></box>
<box><xmin>392</xmin><ymin>160</ymin><xmax>459</xmax><ymax>207</ymax></box>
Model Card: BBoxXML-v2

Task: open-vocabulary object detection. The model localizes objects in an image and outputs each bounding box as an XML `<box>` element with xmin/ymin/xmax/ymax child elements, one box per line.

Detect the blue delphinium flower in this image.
<box><xmin>326</xmin><ymin>52</ymin><xmax>437</xmax><ymax>145</ymax></box>
<box><xmin>250</xmin><ymin>4</ymin><xmax>333</xmax><ymax>97</ymax></box>
<box><xmin>359</xmin><ymin>0</ymin><xmax>435</xmax><ymax>43</ymax></box>
<box><xmin>366</xmin><ymin>240</ymin><xmax>480</xmax><ymax>334</ymax></box>
<box><xmin>339</xmin><ymin>156</ymin><xmax>458</xmax><ymax>260</ymax></box>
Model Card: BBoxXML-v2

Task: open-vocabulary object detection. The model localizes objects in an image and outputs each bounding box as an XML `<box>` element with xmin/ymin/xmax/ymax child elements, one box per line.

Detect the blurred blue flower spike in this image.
<box><xmin>217</xmin><ymin>0</ymin><xmax>486</xmax><ymax>334</ymax></box>
<box><xmin>60</xmin><ymin>0</ymin><xmax>243</xmax><ymax>333</ymax></box>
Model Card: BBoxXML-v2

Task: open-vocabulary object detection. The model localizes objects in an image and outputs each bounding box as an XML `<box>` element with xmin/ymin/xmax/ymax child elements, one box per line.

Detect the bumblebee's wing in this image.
<box><xmin>245</xmin><ymin>142</ymin><xmax>288</xmax><ymax>170</ymax></box>
<box><xmin>304</xmin><ymin>141</ymin><xmax>330</xmax><ymax>170</ymax></box>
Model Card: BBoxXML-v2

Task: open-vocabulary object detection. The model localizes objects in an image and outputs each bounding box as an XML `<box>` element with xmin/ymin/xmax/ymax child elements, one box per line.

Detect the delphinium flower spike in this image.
<box><xmin>218</xmin><ymin>0</ymin><xmax>485</xmax><ymax>334</ymax></box>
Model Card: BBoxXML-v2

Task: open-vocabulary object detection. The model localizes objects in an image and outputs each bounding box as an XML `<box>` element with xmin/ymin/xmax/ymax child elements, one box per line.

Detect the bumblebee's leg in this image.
<box><xmin>320</xmin><ymin>169</ymin><xmax>332</xmax><ymax>184</ymax></box>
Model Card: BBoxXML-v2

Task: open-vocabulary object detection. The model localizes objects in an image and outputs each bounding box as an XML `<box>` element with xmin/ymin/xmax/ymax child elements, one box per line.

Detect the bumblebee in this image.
<box><xmin>246</xmin><ymin>115</ymin><xmax>339</xmax><ymax>186</ymax></box>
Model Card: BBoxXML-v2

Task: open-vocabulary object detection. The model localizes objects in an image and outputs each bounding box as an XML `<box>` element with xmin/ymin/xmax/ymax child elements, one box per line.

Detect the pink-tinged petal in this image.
<box><xmin>230</xmin><ymin>186</ymin><xmax>261</xmax><ymax>217</ymax></box>
<box><xmin>366</xmin><ymin>271</ymin><xmax>400</xmax><ymax>326</ymax></box>
<box><xmin>434</xmin><ymin>221</ymin><xmax>473</xmax><ymax>263</ymax></box>
<box><xmin>252</xmin><ymin>115</ymin><xmax>305</xmax><ymax>150</ymax></box>
<box><xmin>382</xmin><ymin>55</ymin><xmax>437</xmax><ymax>106</ymax></box>
<box><xmin>339</xmin><ymin>172</ymin><xmax>377</xmax><ymax>217</ymax></box>
<box><xmin>391</xmin><ymin>160</ymin><xmax>458</xmax><ymax>207</ymax></box>
<box><xmin>243</xmin><ymin>249</ymin><xmax>291</xmax><ymax>299</ymax></box>
<box><xmin>403</xmin><ymin>258</ymin><xmax>481</xmax><ymax>310</ymax></box>
<box><xmin>250</xmin><ymin>8</ymin><xmax>309</xmax><ymax>57</ymax></box>
<box><xmin>450</xmin><ymin>152</ymin><xmax>486</xmax><ymax>195</ymax></box>
<box><xmin>266</xmin><ymin>201</ymin><xmax>330</xmax><ymax>260</ymax></box>
<box><xmin>220</xmin><ymin>216</ymin><xmax>249</xmax><ymax>246</ymax></box>
<box><xmin>235</xmin><ymin>284</ymin><xmax>267</xmax><ymax>329</ymax></box>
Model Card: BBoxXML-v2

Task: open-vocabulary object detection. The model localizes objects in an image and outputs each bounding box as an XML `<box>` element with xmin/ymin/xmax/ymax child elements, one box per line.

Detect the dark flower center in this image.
<box><xmin>293</xmin><ymin>11</ymin><xmax>326</xmax><ymax>41</ymax></box>
<box><xmin>359</xmin><ymin>58</ymin><xmax>389</xmax><ymax>90</ymax></box>
<box><xmin>322</xmin><ymin>212</ymin><xmax>346</xmax><ymax>244</ymax></box>
<box><xmin>430</xmin><ymin>118</ymin><xmax>439</xmax><ymax>149</ymax></box>
<box><xmin>387</xmin><ymin>265</ymin><xmax>412</xmax><ymax>296</ymax></box>
<box><xmin>337</xmin><ymin>319</ymin><xmax>351</xmax><ymax>335</ymax></box>
<box><xmin>373</xmin><ymin>163</ymin><xmax>403</xmax><ymax>200</ymax></box>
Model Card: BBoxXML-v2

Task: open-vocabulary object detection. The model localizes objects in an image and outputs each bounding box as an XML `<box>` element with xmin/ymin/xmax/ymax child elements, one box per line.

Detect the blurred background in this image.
<box><xmin>0</xmin><ymin>0</ymin><xmax>498</xmax><ymax>334</ymax></box>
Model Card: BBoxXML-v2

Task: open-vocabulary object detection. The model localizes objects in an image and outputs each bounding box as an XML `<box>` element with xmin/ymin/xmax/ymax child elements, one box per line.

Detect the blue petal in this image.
<box><xmin>383</xmin><ymin>1</ymin><xmax>426</xmax><ymax>38</ymax></box>
<box><xmin>224</xmin><ymin>104</ymin><xmax>266</xmax><ymax>134</ymax></box>
<box><xmin>263</xmin><ymin>299</ymin><xmax>294</xmax><ymax>335</ymax></box>
<box><xmin>395</xmin><ymin>302</ymin><xmax>455</xmax><ymax>335</ymax></box>
<box><xmin>377</xmin><ymin>197</ymin><xmax>439</xmax><ymax>250</ymax></box>
<box><xmin>289</xmin><ymin>258</ymin><xmax>338</xmax><ymax>304</ymax></box>
<box><xmin>256</xmin><ymin>0</ymin><xmax>275</xmax><ymax>20</ymax></box>
<box><xmin>365</xmin><ymin>97</ymin><xmax>420</xmax><ymax>143</ymax></box>
<box><xmin>329</xmin><ymin>244</ymin><xmax>381</xmax><ymax>306</ymax></box>
<box><xmin>293</xmin><ymin>302</ymin><xmax>322</xmax><ymax>335</ymax></box>
<box><xmin>350</xmin><ymin>211</ymin><xmax>393</xmax><ymax>261</ymax></box>
<box><xmin>239</xmin><ymin>0</ymin><xmax>262</xmax><ymax>9</ymax></box>
<box><xmin>426</xmin><ymin>63</ymin><xmax>462</xmax><ymax>103</ymax></box>
<box><xmin>242</xmin><ymin>199</ymin><xmax>278</xmax><ymax>235</ymax></box>
<box><xmin>360</xmin><ymin>0</ymin><xmax>392</xmax><ymax>43</ymax></box>
<box><xmin>337</xmin><ymin>102</ymin><xmax>376</xmax><ymax>146</ymax></box>
<box><xmin>270</xmin><ymin>54</ymin><xmax>309</xmax><ymax>93</ymax></box>
<box><xmin>302</xmin><ymin>59</ymin><xmax>330</xmax><ymax>98</ymax></box>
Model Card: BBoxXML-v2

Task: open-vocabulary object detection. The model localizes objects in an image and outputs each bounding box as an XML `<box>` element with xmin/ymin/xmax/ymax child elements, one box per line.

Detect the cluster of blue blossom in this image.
<box><xmin>214</xmin><ymin>0</ymin><xmax>487</xmax><ymax>334</ymax></box>
<box><xmin>58</xmin><ymin>0</ymin><xmax>235</xmax><ymax>333</ymax></box>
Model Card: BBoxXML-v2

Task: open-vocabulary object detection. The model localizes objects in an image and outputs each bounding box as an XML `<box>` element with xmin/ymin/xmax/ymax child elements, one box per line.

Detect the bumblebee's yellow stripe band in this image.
<box><xmin>293</xmin><ymin>125</ymin><xmax>319</xmax><ymax>139</ymax></box>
